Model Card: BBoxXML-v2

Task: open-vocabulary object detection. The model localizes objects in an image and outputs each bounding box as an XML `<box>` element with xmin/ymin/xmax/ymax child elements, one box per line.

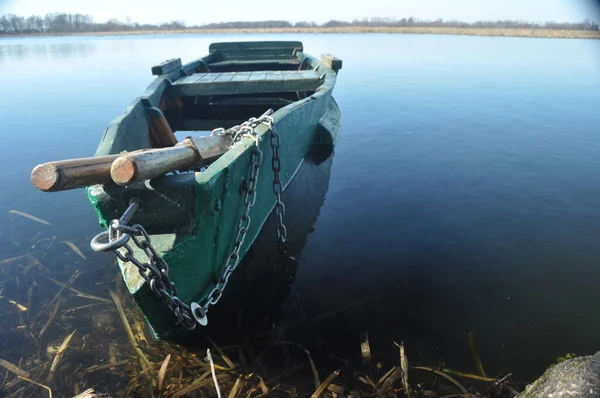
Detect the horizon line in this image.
<box><xmin>1</xmin><ymin>12</ymin><xmax>599</xmax><ymax>26</ymax></box>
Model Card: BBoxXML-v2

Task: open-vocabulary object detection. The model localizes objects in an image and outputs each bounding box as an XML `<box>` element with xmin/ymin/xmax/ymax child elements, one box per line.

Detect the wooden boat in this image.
<box><xmin>30</xmin><ymin>41</ymin><xmax>342</xmax><ymax>339</ymax></box>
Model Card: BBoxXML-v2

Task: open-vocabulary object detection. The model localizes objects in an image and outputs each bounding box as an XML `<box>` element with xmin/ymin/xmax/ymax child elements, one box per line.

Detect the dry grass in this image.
<box><xmin>0</xmin><ymin>211</ymin><xmax>524</xmax><ymax>397</ymax></box>
<box><xmin>4</xmin><ymin>26</ymin><xmax>600</xmax><ymax>39</ymax></box>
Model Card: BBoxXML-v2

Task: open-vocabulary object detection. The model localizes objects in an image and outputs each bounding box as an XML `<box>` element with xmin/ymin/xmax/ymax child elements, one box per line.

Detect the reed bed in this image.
<box><xmin>1</xmin><ymin>209</ymin><xmax>524</xmax><ymax>397</ymax></box>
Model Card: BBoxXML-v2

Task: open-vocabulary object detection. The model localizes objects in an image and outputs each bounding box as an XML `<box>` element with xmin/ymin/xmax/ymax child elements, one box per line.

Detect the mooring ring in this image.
<box><xmin>90</xmin><ymin>230</ymin><xmax>131</xmax><ymax>252</ymax></box>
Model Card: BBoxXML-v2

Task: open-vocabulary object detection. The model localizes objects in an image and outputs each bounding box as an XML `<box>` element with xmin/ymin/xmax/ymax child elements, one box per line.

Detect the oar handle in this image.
<box><xmin>31</xmin><ymin>135</ymin><xmax>233</xmax><ymax>191</ymax></box>
<box><xmin>110</xmin><ymin>143</ymin><xmax>198</xmax><ymax>186</ymax></box>
<box><xmin>110</xmin><ymin>135</ymin><xmax>233</xmax><ymax>186</ymax></box>
<box><xmin>31</xmin><ymin>155</ymin><xmax>120</xmax><ymax>192</ymax></box>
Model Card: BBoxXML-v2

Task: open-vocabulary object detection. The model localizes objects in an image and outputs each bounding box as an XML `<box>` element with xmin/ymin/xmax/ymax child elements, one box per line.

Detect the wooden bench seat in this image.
<box><xmin>208</xmin><ymin>59</ymin><xmax>301</xmax><ymax>68</ymax></box>
<box><xmin>170</xmin><ymin>70</ymin><xmax>323</xmax><ymax>97</ymax></box>
<box><xmin>209</xmin><ymin>41</ymin><xmax>303</xmax><ymax>58</ymax></box>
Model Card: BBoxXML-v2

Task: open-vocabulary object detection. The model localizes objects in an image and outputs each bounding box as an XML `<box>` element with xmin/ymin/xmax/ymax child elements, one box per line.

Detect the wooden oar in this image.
<box><xmin>110</xmin><ymin>145</ymin><xmax>197</xmax><ymax>186</ymax></box>
<box><xmin>31</xmin><ymin>135</ymin><xmax>233</xmax><ymax>192</ymax></box>
<box><xmin>111</xmin><ymin>135</ymin><xmax>231</xmax><ymax>186</ymax></box>
<box><xmin>31</xmin><ymin>155</ymin><xmax>120</xmax><ymax>192</ymax></box>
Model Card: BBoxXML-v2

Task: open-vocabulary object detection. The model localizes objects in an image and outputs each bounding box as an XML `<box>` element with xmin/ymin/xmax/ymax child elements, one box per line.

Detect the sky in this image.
<box><xmin>1</xmin><ymin>0</ymin><xmax>599</xmax><ymax>25</ymax></box>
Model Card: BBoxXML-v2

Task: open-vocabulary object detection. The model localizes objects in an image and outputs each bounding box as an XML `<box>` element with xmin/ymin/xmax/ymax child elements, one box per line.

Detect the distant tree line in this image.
<box><xmin>1</xmin><ymin>13</ymin><xmax>598</xmax><ymax>35</ymax></box>
<box><xmin>0</xmin><ymin>13</ymin><xmax>187</xmax><ymax>34</ymax></box>
<box><xmin>322</xmin><ymin>17</ymin><xmax>599</xmax><ymax>30</ymax></box>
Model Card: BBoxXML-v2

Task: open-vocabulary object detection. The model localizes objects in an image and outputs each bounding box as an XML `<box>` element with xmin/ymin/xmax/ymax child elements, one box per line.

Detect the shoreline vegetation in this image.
<box><xmin>1</xmin><ymin>13</ymin><xmax>599</xmax><ymax>39</ymax></box>
<box><xmin>3</xmin><ymin>26</ymin><xmax>600</xmax><ymax>39</ymax></box>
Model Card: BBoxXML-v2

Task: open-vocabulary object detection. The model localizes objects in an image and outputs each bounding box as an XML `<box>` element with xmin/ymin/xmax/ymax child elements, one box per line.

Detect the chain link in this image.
<box><xmin>194</xmin><ymin>110</ymin><xmax>276</xmax><ymax>324</ymax></box>
<box><xmin>112</xmin><ymin>220</ymin><xmax>198</xmax><ymax>329</ymax></box>
<box><xmin>192</xmin><ymin>141</ymin><xmax>263</xmax><ymax>325</ymax></box>
<box><xmin>264</xmin><ymin>116</ymin><xmax>288</xmax><ymax>249</ymax></box>
<box><xmin>91</xmin><ymin>109</ymin><xmax>289</xmax><ymax>329</ymax></box>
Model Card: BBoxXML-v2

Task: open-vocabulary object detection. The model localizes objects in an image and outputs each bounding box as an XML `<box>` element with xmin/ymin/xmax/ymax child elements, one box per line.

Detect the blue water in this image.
<box><xmin>1</xmin><ymin>33</ymin><xmax>600</xmax><ymax>383</ymax></box>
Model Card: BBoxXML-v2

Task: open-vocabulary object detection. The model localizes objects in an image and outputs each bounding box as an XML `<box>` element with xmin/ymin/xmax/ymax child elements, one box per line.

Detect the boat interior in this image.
<box><xmin>159</xmin><ymin>41</ymin><xmax>329</xmax><ymax>140</ymax></box>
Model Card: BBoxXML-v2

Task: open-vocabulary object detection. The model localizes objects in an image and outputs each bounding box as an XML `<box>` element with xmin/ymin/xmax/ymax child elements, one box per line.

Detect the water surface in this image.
<box><xmin>1</xmin><ymin>33</ymin><xmax>600</xmax><ymax>387</ymax></box>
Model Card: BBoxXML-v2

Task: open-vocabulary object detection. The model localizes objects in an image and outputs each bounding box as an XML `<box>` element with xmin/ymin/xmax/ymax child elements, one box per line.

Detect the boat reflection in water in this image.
<box><xmin>196</xmin><ymin>144</ymin><xmax>335</xmax><ymax>341</ymax></box>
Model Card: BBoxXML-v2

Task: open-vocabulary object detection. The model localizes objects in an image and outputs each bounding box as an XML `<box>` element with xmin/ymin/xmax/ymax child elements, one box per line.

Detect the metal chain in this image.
<box><xmin>90</xmin><ymin>199</ymin><xmax>197</xmax><ymax>330</ymax></box>
<box><xmin>194</xmin><ymin>109</ymin><xmax>289</xmax><ymax>324</ymax></box>
<box><xmin>91</xmin><ymin>109</ymin><xmax>289</xmax><ymax>329</ymax></box>
<box><xmin>113</xmin><ymin>221</ymin><xmax>198</xmax><ymax>330</ymax></box>
<box><xmin>192</xmin><ymin>139</ymin><xmax>263</xmax><ymax>325</ymax></box>
<box><xmin>264</xmin><ymin>116</ymin><xmax>288</xmax><ymax>249</ymax></box>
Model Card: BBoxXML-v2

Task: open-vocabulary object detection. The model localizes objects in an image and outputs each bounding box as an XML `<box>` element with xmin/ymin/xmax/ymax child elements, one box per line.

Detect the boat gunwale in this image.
<box><xmin>93</xmin><ymin>45</ymin><xmax>338</xmax><ymax>187</ymax></box>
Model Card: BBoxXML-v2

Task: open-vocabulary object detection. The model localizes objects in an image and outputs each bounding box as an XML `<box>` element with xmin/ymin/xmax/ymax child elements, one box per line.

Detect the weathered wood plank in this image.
<box><xmin>282</xmin><ymin>71</ymin><xmax>302</xmax><ymax>81</ymax></box>
<box><xmin>177</xmin><ymin>73</ymin><xmax>207</xmax><ymax>85</ymax></box>
<box><xmin>193</xmin><ymin>73</ymin><xmax>209</xmax><ymax>83</ymax></box>
<box><xmin>209</xmin><ymin>41</ymin><xmax>303</xmax><ymax>54</ymax></box>
<box><xmin>230</xmin><ymin>72</ymin><xmax>251</xmax><ymax>82</ymax></box>
<box><xmin>321</xmin><ymin>54</ymin><xmax>342</xmax><ymax>72</ymax></box>
<box><xmin>213</xmin><ymin>73</ymin><xmax>236</xmax><ymax>83</ymax></box>
<box><xmin>214</xmin><ymin>53</ymin><xmax>297</xmax><ymax>60</ymax></box>
<box><xmin>198</xmin><ymin>73</ymin><xmax>223</xmax><ymax>83</ymax></box>
<box><xmin>170</xmin><ymin>70</ymin><xmax>322</xmax><ymax>97</ymax></box>
<box><xmin>247</xmin><ymin>71</ymin><xmax>268</xmax><ymax>82</ymax></box>
<box><xmin>298</xmin><ymin>70</ymin><xmax>322</xmax><ymax>79</ymax></box>
<box><xmin>266</xmin><ymin>70</ymin><xmax>283</xmax><ymax>81</ymax></box>
<box><xmin>208</xmin><ymin>59</ymin><xmax>300</xmax><ymax>68</ymax></box>
<box><xmin>151</xmin><ymin>58</ymin><xmax>182</xmax><ymax>75</ymax></box>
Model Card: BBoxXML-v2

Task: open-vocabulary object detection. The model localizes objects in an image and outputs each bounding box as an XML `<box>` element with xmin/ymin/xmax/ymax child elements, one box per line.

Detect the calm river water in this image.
<box><xmin>1</xmin><ymin>33</ymin><xmax>600</xmax><ymax>391</ymax></box>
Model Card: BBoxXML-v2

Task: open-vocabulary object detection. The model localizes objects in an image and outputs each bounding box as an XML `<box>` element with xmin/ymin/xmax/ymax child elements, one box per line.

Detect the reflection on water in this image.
<box><xmin>202</xmin><ymin>146</ymin><xmax>335</xmax><ymax>340</ymax></box>
<box><xmin>0</xmin><ymin>41</ymin><xmax>96</xmax><ymax>62</ymax></box>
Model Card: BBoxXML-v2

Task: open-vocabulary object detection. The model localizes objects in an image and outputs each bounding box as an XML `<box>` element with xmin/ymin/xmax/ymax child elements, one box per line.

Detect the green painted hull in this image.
<box><xmin>85</xmin><ymin>41</ymin><xmax>341</xmax><ymax>339</ymax></box>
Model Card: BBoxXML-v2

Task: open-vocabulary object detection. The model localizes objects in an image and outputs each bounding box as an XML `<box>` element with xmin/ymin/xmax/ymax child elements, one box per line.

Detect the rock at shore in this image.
<box><xmin>519</xmin><ymin>351</ymin><xmax>600</xmax><ymax>397</ymax></box>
